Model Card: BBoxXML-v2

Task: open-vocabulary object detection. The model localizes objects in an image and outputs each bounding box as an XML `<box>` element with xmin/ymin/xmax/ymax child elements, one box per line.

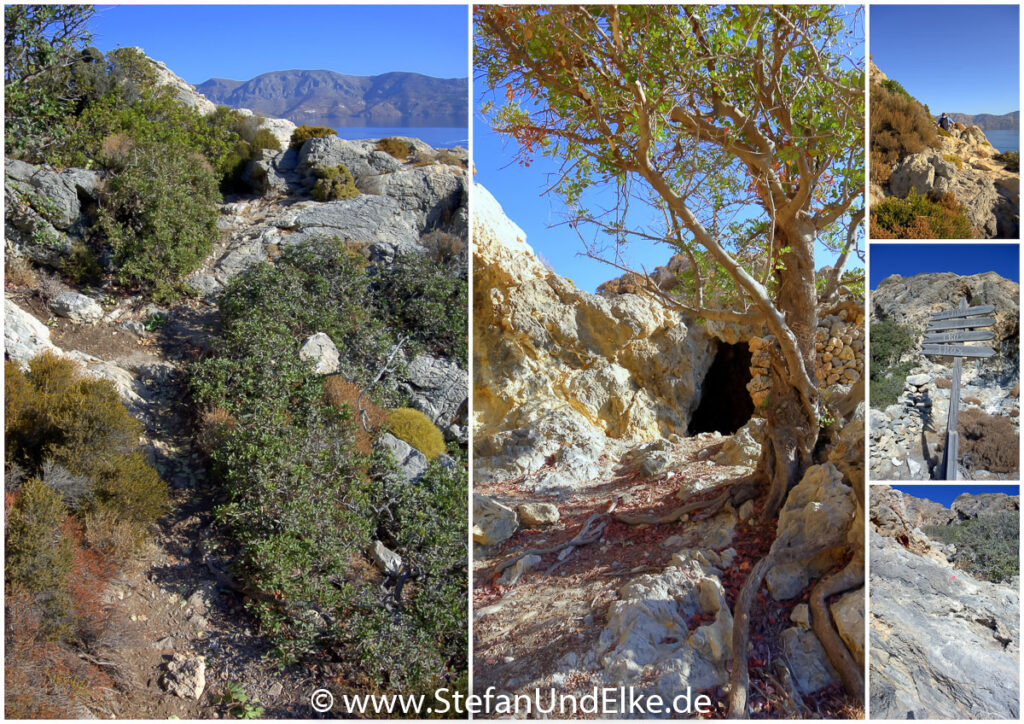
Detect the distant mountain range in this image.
<box><xmin>196</xmin><ymin>70</ymin><xmax>467</xmax><ymax>127</ymax></box>
<box><xmin>944</xmin><ymin>111</ymin><xmax>1019</xmax><ymax>131</ymax></box>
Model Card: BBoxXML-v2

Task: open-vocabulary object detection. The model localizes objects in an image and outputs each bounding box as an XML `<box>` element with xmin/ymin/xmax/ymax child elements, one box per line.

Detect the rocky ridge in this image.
<box><xmin>869</xmin><ymin>272</ymin><xmax>1019</xmax><ymax>480</ymax></box>
<box><xmin>869</xmin><ymin>60</ymin><xmax>1019</xmax><ymax>238</ymax></box>
<box><xmin>869</xmin><ymin>486</ymin><xmax>1019</xmax><ymax>719</ymax></box>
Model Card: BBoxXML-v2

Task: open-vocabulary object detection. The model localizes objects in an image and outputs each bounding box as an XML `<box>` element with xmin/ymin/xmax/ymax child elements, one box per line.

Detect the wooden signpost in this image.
<box><xmin>922</xmin><ymin>299</ymin><xmax>996</xmax><ymax>480</ymax></box>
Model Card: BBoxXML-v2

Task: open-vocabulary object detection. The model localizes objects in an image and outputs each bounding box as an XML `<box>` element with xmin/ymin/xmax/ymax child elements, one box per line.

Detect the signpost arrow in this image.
<box><xmin>922</xmin><ymin>330</ymin><xmax>995</xmax><ymax>344</ymax></box>
<box><xmin>925</xmin><ymin>317</ymin><xmax>996</xmax><ymax>331</ymax></box>
<box><xmin>930</xmin><ymin>304</ymin><xmax>994</xmax><ymax>320</ymax></box>
<box><xmin>922</xmin><ymin>344</ymin><xmax>995</xmax><ymax>358</ymax></box>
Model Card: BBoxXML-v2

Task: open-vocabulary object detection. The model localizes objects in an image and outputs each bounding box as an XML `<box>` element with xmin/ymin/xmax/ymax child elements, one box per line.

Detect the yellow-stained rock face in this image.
<box><xmin>472</xmin><ymin>185</ymin><xmax>715</xmax><ymax>462</ymax></box>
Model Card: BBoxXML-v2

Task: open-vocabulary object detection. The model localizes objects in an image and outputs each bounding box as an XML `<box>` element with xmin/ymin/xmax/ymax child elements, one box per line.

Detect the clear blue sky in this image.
<box><xmin>890</xmin><ymin>484</ymin><xmax>1019</xmax><ymax>508</ymax></box>
<box><xmin>871</xmin><ymin>5</ymin><xmax>1019</xmax><ymax>116</ymax></box>
<box><xmin>869</xmin><ymin>243</ymin><xmax>1019</xmax><ymax>288</ymax></box>
<box><xmin>475</xmin><ymin>8</ymin><xmax>864</xmax><ymax>294</ymax></box>
<box><xmin>90</xmin><ymin>5</ymin><xmax>469</xmax><ymax>85</ymax></box>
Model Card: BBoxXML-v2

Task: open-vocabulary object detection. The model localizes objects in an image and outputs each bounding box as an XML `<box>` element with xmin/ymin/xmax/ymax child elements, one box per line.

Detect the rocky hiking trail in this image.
<box><xmin>473</xmin><ymin>433</ymin><xmax>860</xmax><ymax>720</ymax></box>
<box><xmin>6</xmin><ymin>195</ymin><xmax>341</xmax><ymax>718</ymax></box>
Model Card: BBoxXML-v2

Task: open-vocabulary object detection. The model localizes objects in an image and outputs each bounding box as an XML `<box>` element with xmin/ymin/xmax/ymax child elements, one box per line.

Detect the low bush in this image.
<box><xmin>879</xmin><ymin>78</ymin><xmax>912</xmax><ymax>102</ymax></box>
<box><xmin>251</xmin><ymin>128</ymin><xmax>281</xmax><ymax>153</ymax></box>
<box><xmin>870</xmin><ymin>82</ymin><xmax>939</xmax><ymax>166</ymax></box>
<box><xmin>870</xmin><ymin>318</ymin><xmax>916</xmax><ymax>369</ymax></box>
<box><xmin>5</xmin><ymin>354</ymin><xmax>168</xmax><ymax>526</ymax></box>
<box><xmin>376</xmin><ymin>137</ymin><xmax>412</xmax><ymax>160</ymax></box>
<box><xmin>941</xmin><ymin>153</ymin><xmax>963</xmax><ymax>170</ymax></box>
<box><xmin>996</xmin><ymin>151</ymin><xmax>1019</xmax><ymax>172</ymax></box>
<box><xmin>924</xmin><ymin>511</ymin><xmax>1019</xmax><ymax>584</ymax></box>
<box><xmin>387</xmin><ymin>408</ymin><xmax>446</xmax><ymax>460</ymax></box>
<box><xmin>95</xmin><ymin>137</ymin><xmax>221</xmax><ymax>293</ymax></box>
<box><xmin>290</xmin><ymin>125</ymin><xmax>336</xmax><ymax>149</ymax></box>
<box><xmin>958</xmin><ymin>407</ymin><xmax>1019</xmax><ymax>475</ymax></box>
<box><xmin>374</xmin><ymin>252</ymin><xmax>468</xmax><ymax>365</ymax></box>
<box><xmin>312</xmin><ymin>164</ymin><xmax>359</xmax><ymax>201</ymax></box>
<box><xmin>323</xmin><ymin>375</ymin><xmax>385</xmax><ymax>456</ymax></box>
<box><xmin>870</xmin><ymin>189</ymin><xmax>974</xmax><ymax>239</ymax></box>
<box><xmin>869</xmin><ymin>150</ymin><xmax>892</xmax><ymax>186</ymax></box>
<box><xmin>60</xmin><ymin>242</ymin><xmax>103</xmax><ymax>284</ymax></box>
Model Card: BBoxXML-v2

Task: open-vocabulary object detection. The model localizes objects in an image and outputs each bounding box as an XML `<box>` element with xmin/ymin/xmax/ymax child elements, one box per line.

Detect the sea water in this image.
<box><xmin>982</xmin><ymin>129</ymin><xmax>1019</xmax><ymax>153</ymax></box>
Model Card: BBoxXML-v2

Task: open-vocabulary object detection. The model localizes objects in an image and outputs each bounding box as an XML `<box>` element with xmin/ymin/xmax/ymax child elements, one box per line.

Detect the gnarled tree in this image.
<box><xmin>476</xmin><ymin>4</ymin><xmax>864</xmax><ymax>715</ymax></box>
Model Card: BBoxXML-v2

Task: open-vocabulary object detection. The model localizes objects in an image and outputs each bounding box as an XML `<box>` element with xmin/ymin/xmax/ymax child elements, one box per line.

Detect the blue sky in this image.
<box><xmin>90</xmin><ymin>5</ymin><xmax>469</xmax><ymax>85</ymax></box>
<box><xmin>871</xmin><ymin>5</ymin><xmax>1019</xmax><ymax>116</ymax></box>
<box><xmin>475</xmin><ymin>8</ymin><xmax>864</xmax><ymax>294</ymax></box>
<box><xmin>889</xmin><ymin>484</ymin><xmax>1019</xmax><ymax>508</ymax></box>
<box><xmin>869</xmin><ymin>243</ymin><xmax>1019</xmax><ymax>288</ymax></box>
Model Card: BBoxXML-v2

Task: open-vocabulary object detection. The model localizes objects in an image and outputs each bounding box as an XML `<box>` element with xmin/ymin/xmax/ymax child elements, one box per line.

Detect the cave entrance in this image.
<box><xmin>689</xmin><ymin>342</ymin><xmax>755</xmax><ymax>436</ymax></box>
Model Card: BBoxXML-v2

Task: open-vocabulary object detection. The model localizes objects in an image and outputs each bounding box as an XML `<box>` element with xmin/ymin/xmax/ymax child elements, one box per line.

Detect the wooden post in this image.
<box><xmin>942</xmin><ymin>298</ymin><xmax>967</xmax><ymax>480</ymax></box>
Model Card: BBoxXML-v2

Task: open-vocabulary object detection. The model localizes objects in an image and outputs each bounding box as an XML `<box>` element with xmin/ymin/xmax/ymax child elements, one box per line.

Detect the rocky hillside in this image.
<box><xmin>870</xmin><ymin>272</ymin><xmax>1019</xmax><ymax>480</ymax></box>
<box><xmin>869</xmin><ymin>60</ymin><xmax>1019</xmax><ymax>239</ymax></box>
<box><xmin>5</xmin><ymin>48</ymin><xmax>468</xmax><ymax>718</ymax></box>
<box><xmin>472</xmin><ymin>185</ymin><xmax>866</xmax><ymax>717</ymax></box>
<box><xmin>870</xmin><ymin>486</ymin><xmax>1019</xmax><ymax>719</ymax></box>
<box><xmin>197</xmin><ymin>70</ymin><xmax>467</xmax><ymax>127</ymax></box>
<box><xmin>946</xmin><ymin>111</ymin><xmax>1019</xmax><ymax>131</ymax></box>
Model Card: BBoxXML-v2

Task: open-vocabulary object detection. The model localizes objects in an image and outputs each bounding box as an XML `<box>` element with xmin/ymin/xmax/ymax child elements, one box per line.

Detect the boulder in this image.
<box><xmin>831</xmin><ymin>590</ymin><xmax>865</xmax><ymax>667</ymax></box>
<box><xmin>950</xmin><ymin>492</ymin><xmax>1019</xmax><ymax>520</ymax></box>
<box><xmin>472</xmin><ymin>494</ymin><xmax>517</xmax><ymax>547</ymax></box>
<box><xmin>780</xmin><ymin>627</ymin><xmax>839</xmax><ymax>694</ymax></box>
<box><xmin>298</xmin><ymin>332</ymin><xmax>339</xmax><ymax>374</ymax></box>
<box><xmin>237</xmin><ymin>110</ymin><xmax>297</xmax><ymax>150</ymax></box>
<box><xmin>160</xmin><ymin>653</ymin><xmax>206</xmax><ymax>700</ymax></box>
<box><xmin>378</xmin><ymin>433</ymin><xmax>427</xmax><ymax>484</ymax></box>
<box><xmin>49</xmin><ymin>291</ymin><xmax>103</xmax><ymax>323</ymax></box>
<box><xmin>288</xmin><ymin>195</ymin><xmax>423</xmax><ymax>256</ymax></box>
<box><xmin>516</xmin><ymin>502</ymin><xmax>559</xmax><ymax>527</ymax></box>
<box><xmin>889</xmin><ymin>153</ymin><xmax>935</xmax><ymax>198</ymax></box>
<box><xmin>5</xmin><ymin>159</ymin><xmax>98</xmax><ymax>231</ymax></box>
<box><xmin>401</xmin><ymin>354</ymin><xmax>468</xmax><ymax>442</ymax></box>
<box><xmin>766</xmin><ymin>464</ymin><xmax>855</xmax><ymax>600</ymax></box>
<box><xmin>714</xmin><ymin>417</ymin><xmax>765</xmax><ymax>468</ymax></box>
<box><xmin>369</xmin><ymin>540</ymin><xmax>402</xmax><ymax>575</ymax></box>
<box><xmin>5</xmin><ymin>299</ymin><xmax>57</xmax><ymax>365</ymax></box>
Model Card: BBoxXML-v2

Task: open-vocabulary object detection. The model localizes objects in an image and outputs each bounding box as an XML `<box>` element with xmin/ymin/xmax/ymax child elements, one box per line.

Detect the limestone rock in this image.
<box><xmin>831</xmin><ymin>590</ymin><xmax>865</xmax><ymax>667</ymax></box>
<box><xmin>50</xmin><ymin>292</ymin><xmax>103</xmax><ymax>323</ymax></box>
<box><xmin>713</xmin><ymin>417</ymin><xmax>765</xmax><ymax>468</ymax></box>
<box><xmin>160</xmin><ymin>653</ymin><xmax>206</xmax><ymax>700</ymax></box>
<box><xmin>401</xmin><ymin>354</ymin><xmax>468</xmax><ymax>443</ymax></box>
<box><xmin>869</xmin><ymin>530</ymin><xmax>1019</xmax><ymax>719</ymax></box>
<box><xmin>951</xmin><ymin>491</ymin><xmax>1019</xmax><ymax>521</ymax></box>
<box><xmin>5</xmin><ymin>299</ymin><xmax>57</xmax><ymax>365</ymax></box>
<box><xmin>780</xmin><ymin>627</ymin><xmax>839</xmax><ymax>694</ymax></box>
<box><xmin>766</xmin><ymin>464</ymin><xmax>855</xmax><ymax>600</ymax></box>
<box><xmin>378</xmin><ymin>433</ymin><xmax>427</xmax><ymax>484</ymax></box>
<box><xmin>369</xmin><ymin>540</ymin><xmax>402</xmax><ymax>575</ymax></box>
<box><xmin>473</xmin><ymin>494</ymin><xmax>518</xmax><ymax>546</ymax></box>
<box><xmin>298</xmin><ymin>332</ymin><xmax>339</xmax><ymax>374</ymax></box>
<box><xmin>516</xmin><ymin>502</ymin><xmax>559</xmax><ymax>528</ymax></box>
<box><xmin>473</xmin><ymin>184</ymin><xmax>715</xmax><ymax>486</ymax></box>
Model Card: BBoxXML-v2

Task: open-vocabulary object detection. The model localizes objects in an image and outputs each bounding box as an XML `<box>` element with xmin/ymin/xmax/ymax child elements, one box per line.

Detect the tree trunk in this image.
<box><xmin>757</xmin><ymin>219</ymin><xmax>819</xmax><ymax>519</ymax></box>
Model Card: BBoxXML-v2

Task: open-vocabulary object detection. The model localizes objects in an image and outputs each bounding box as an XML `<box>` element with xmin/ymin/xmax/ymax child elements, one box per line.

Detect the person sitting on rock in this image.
<box><xmin>937</xmin><ymin>112</ymin><xmax>951</xmax><ymax>132</ymax></box>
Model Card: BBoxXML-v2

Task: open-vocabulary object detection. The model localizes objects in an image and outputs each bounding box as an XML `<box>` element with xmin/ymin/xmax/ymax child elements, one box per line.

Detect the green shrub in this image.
<box><xmin>870</xmin><ymin>189</ymin><xmax>974</xmax><ymax>239</ymax></box>
<box><xmin>290</xmin><ymin>125</ymin><xmax>336</xmax><ymax>149</ymax></box>
<box><xmin>924</xmin><ymin>512</ymin><xmax>1019</xmax><ymax>583</ymax></box>
<box><xmin>870</xmin><ymin>318</ymin><xmax>916</xmax><ymax>369</ymax></box>
<box><xmin>96</xmin><ymin>137</ymin><xmax>221</xmax><ymax>293</ymax></box>
<box><xmin>374</xmin><ymin>252</ymin><xmax>468</xmax><ymax>364</ymax></box>
<box><xmin>996</xmin><ymin>151</ymin><xmax>1019</xmax><ymax>172</ymax></box>
<box><xmin>942</xmin><ymin>153</ymin><xmax>963</xmax><ymax>170</ymax></box>
<box><xmin>59</xmin><ymin>242</ymin><xmax>103</xmax><ymax>284</ymax></box>
<box><xmin>937</xmin><ymin>127</ymin><xmax>952</xmax><ymax>138</ymax></box>
<box><xmin>5</xmin><ymin>354</ymin><xmax>168</xmax><ymax>526</ymax></box>
<box><xmin>387</xmin><ymin>408</ymin><xmax>446</xmax><ymax>460</ymax></box>
<box><xmin>879</xmin><ymin>78</ymin><xmax>912</xmax><ymax>102</ymax></box>
<box><xmin>5</xmin><ymin>477</ymin><xmax>75</xmax><ymax>639</ymax></box>
<box><xmin>251</xmin><ymin>128</ymin><xmax>281</xmax><ymax>153</ymax></box>
<box><xmin>311</xmin><ymin>164</ymin><xmax>360</xmax><ymax>202</ymax></box>
<box><xmin>957</xmin><ymin>408</ymin><xmax>1019</xmax><ymax>475</ymax></box>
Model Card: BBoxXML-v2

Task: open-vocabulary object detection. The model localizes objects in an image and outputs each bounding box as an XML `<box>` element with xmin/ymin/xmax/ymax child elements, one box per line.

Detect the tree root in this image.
<box><xmin>614</xmin><ymin>476</ymin><xmax>760</xmax><ymax>527</ymax></box>
<box><xmin>810</xmin><ymin>554</ymin><xmax>865</xmax><ymax>705</ymax></box>
<box><xmin>727</xmin><ymin>542</ymin><xmax>845</xmax><ymax>719</ymax></box>
<box><xmin>495</xmin><ymin>498</ymin><xmax>619</xmax><ymax>578</ymax></box>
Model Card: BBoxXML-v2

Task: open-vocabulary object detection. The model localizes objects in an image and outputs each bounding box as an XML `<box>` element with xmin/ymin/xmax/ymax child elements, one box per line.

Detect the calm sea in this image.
<box><xmin>983</xmin><ymin>129</ymin><xmax>1019</xmax><ymax>153</ymax></box>
<box><xmin>333</xmin><ymin>126</ymin><xmax>468</xmax><ymax>149</ymax></box>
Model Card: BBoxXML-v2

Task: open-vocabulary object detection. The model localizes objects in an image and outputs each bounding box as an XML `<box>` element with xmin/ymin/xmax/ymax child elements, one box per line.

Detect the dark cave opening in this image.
<box><xmin>689</xmin><ymin>342</ymin><xmax>755</xmax><ymax>436</ymax></box>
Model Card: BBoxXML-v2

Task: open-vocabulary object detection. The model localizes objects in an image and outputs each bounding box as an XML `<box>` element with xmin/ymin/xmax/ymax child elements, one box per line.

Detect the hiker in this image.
<box><xmin>938</xmin><ymin>112</ymin><xmax>951</xmax><ymax>131</ymax></box>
